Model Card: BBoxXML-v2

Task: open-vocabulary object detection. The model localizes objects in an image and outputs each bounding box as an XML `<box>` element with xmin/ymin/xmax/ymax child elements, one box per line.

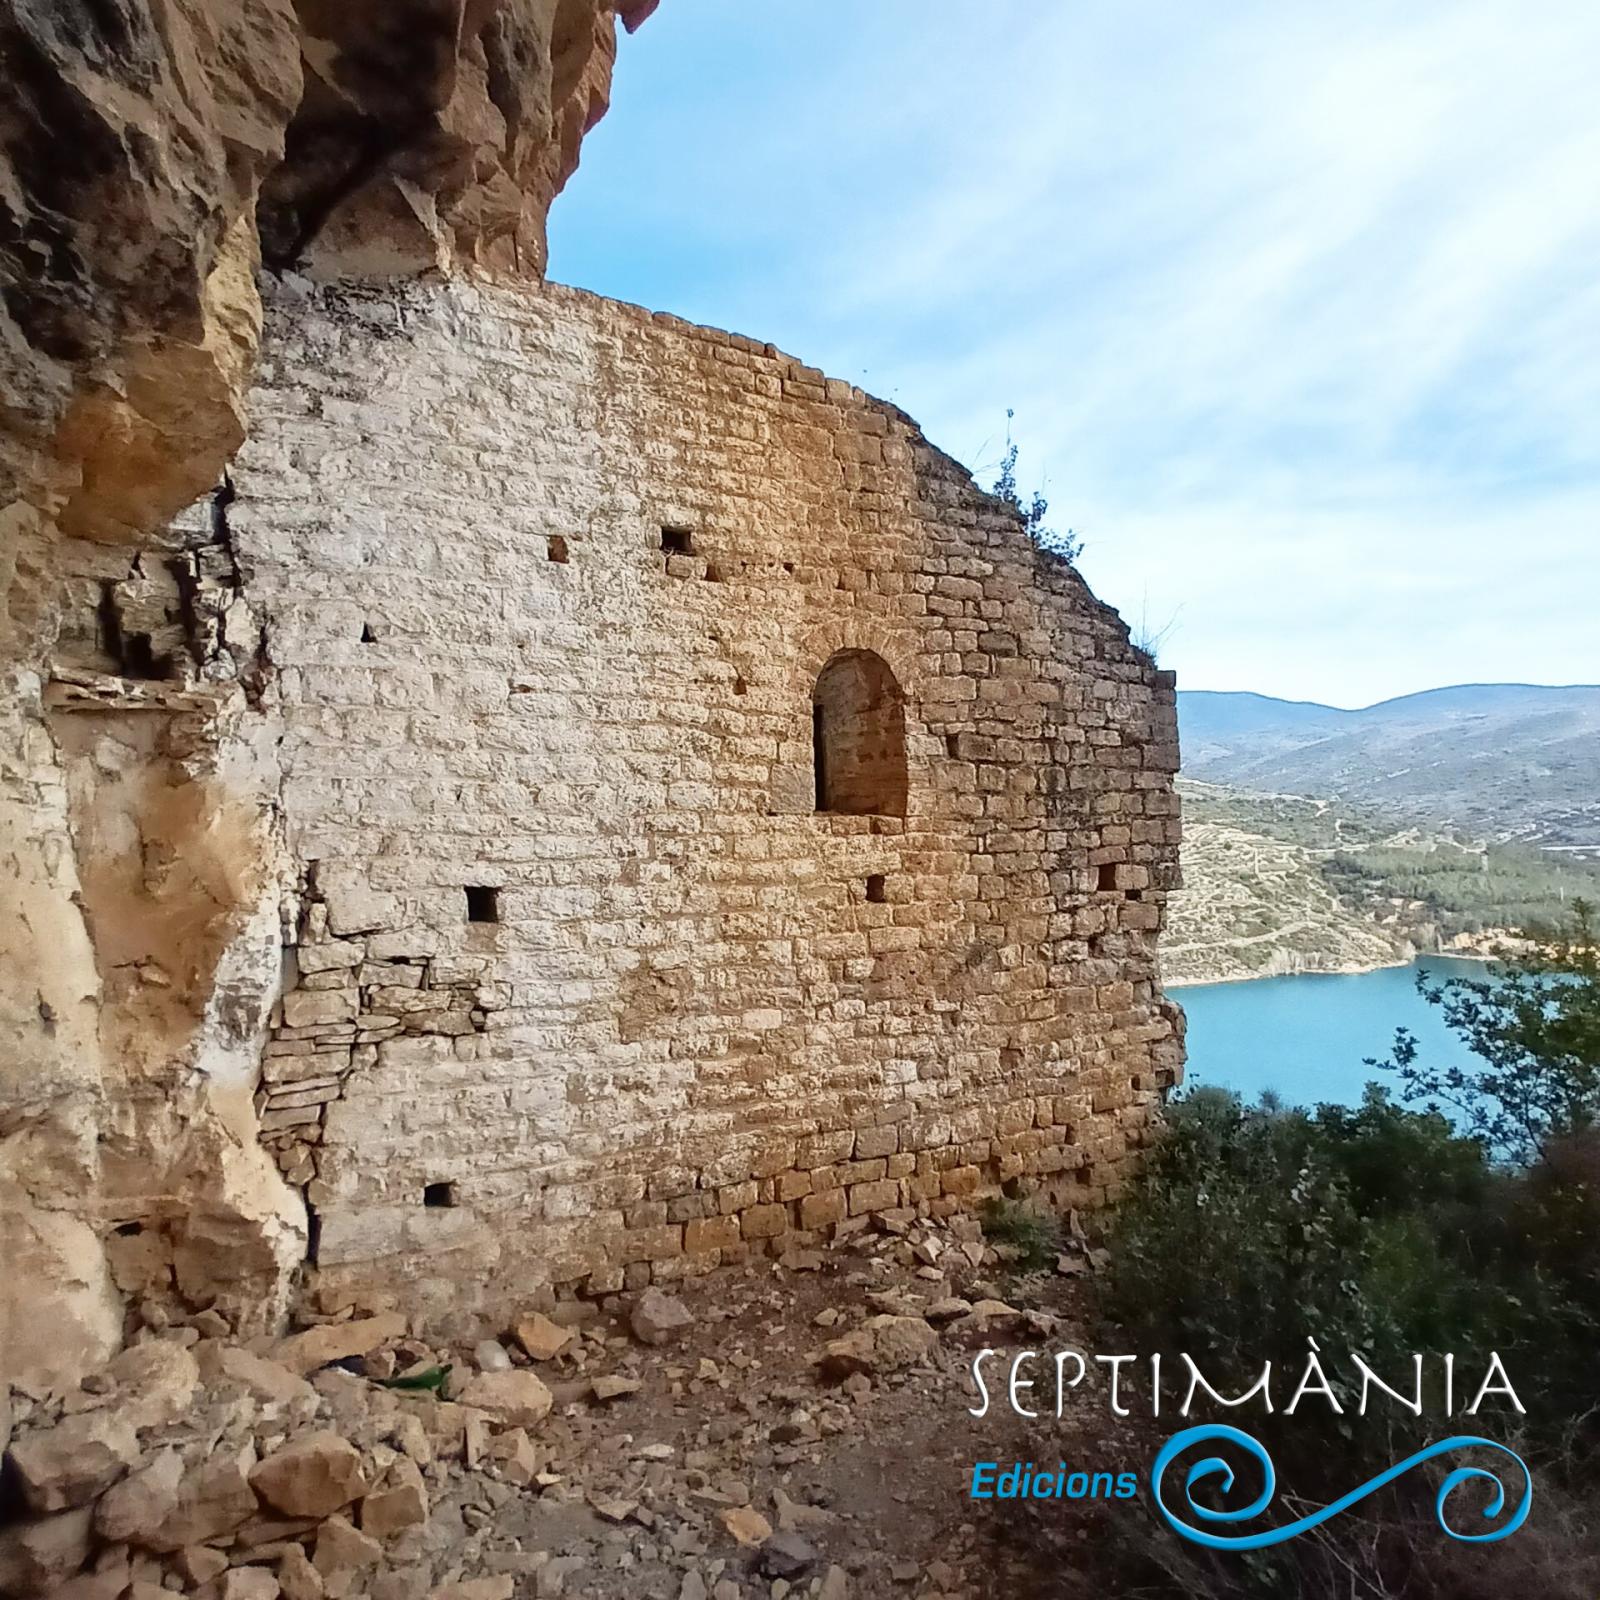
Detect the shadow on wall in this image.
<box><xmin>812</xmin><ymin>649</ymin><xmax>908</xmax><ymax>819</ymax></box>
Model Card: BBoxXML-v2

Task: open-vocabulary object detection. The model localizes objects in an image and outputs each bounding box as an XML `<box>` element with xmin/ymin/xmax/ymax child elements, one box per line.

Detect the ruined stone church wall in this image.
<box><xmin>220</xmin><ymin>272</ymin><xmax>1182</xmax><ymax>1315</ymax></box>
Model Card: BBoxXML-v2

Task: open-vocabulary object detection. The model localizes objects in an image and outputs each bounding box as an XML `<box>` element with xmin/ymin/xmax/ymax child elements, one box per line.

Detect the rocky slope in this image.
<box><xmin>1162</xmin><ymin>784</ymin><xmax>1412</xmax><ymax>987</ymax></box>
<box><xmin>1171</xmin><ymin>685</ymin><xmax>1600</xmax><ymax>985</ymax></box>
<box><xmin>0</xmin><ymin>1210</ymin><xmax>1110</xmax><ymax>1599</ymax></box>
<box><xmin>1164</xmin><ymin>779</ymin><xmax>1600</xmax><ymax>986</ymax></box>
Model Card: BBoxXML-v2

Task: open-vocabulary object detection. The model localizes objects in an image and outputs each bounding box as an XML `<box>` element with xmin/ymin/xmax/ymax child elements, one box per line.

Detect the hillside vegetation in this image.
<box><xmin>1168</xmin><ymin>780</ymin><xmax>1600</xmax><ymax>986</ymax></box>
<box><xmin>1100</xmin><ymin>913</ymin><xmax>1600</xmax><ymax>1599</ymax></box>
<box><xmin>1179</xmin><ymin>683</ymin><xmax>1600</xmax><ymax>848</ymax></box>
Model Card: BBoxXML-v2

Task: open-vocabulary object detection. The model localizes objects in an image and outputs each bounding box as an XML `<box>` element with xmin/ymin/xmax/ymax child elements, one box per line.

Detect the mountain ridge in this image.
<box><xmin>1183</xmin><ymin>680</ymin><xmax>1600</xmax><ymax>706</ymax></box>
<box><xmin>1178</xmin><ymin>682</ymin><xmax>1600</xmax><ymax>846</ymax></box>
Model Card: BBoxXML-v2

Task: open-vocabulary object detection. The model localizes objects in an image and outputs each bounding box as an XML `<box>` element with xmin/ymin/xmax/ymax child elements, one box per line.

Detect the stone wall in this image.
<box><xmin>209</xmin><ymin>273</ymin><xmax>1184</xmax><ymax>1319</ymax></box>
<box><xmin>2</xmin><ymin>0</ymin><xmax>1182</xmax><ymax>1414</ymax></box>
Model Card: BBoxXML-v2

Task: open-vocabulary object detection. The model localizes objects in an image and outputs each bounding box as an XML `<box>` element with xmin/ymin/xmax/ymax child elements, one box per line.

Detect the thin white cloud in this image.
<box><xmin>559</xmin><ymin>0</ymin><xmax>1600</xmax><ymax>705</ymax></box>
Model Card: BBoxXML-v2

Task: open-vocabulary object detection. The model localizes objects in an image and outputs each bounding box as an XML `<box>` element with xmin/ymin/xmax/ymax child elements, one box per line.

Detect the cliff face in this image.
<box><xmin>1</xmin><ymin>0</ymin><xmax>301</xmax><ymax>544</ymax></box>
<box><xmin>258</xmin><ymin>0</ymin><xmax>661</xmax><ymax>279</ymax></box>
<box><xmin>1</xmin><ymin>0</ymin><xmax>651</xmax><ymax>1389</ymax></box>
<box><xmin>1</xmin><ymin>0</ymin><xmax>654</xmax><ymax>543</ymax></box>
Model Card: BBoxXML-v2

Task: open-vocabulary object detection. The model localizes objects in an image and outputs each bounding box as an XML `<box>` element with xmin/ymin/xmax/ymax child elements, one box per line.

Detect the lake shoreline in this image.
<box><xmin>1163</xmin><ymin>954</ymin><xmax>1411</xmax><ymax>991</ymax></box>
<box><xmin>1163</xmin><ymin>944</ymin><xmax>1503</xmax><ymax>991</ymax></box>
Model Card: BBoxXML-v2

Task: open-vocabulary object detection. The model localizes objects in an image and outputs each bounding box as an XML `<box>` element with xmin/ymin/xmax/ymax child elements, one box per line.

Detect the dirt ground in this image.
<box><xmin>417</xmin><ymin>1218</ymin><xmax>1157</xmax><ymax>1599</ymax></box>
<box><xmin>3</xmin><ymin>1210</ymin><xmax>1174</xmax><ymax>1600</ymax></box>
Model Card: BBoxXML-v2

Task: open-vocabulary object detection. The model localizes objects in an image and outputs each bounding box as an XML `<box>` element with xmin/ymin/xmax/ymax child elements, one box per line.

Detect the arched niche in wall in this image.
<box><xmin>811</xmin><ymin>649</ymin><xmax>908</xmax><ymax>817</ymax></box>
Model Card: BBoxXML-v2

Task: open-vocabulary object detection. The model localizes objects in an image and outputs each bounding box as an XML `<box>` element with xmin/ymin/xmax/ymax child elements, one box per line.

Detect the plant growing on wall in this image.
<box><xmin>992</xmin><ymin>409</ymin><xmax>1082</xmax><ymax>564</ymax></box>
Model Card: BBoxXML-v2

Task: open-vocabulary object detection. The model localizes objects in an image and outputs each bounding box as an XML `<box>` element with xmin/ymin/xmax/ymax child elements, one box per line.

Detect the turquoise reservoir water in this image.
<box><xmin>1174</xmin><ymin>957</ymin><xmax>1493</xmax><ymax>1110</ymax></box>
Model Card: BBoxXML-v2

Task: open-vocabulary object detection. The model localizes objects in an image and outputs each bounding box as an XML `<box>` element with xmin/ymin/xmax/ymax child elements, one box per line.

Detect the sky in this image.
<box><xmin>549</xmin><ymin>0</ymin><xmax>1600</xmax><ymax>707</ymax></box>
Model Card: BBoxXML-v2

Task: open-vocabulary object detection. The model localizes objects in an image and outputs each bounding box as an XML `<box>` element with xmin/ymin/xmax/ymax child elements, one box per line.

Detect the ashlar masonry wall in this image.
<box><xmin>225</xmin><ymin>272</ymin><xmax>1184</xmax><ymax>1315</ymax></box>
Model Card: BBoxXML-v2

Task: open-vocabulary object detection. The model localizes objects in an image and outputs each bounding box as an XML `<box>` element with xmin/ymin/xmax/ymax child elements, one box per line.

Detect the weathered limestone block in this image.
<box><xmin>7</xmin><ymin>1412</ymin><xmax>140</xmax><ymax>1513</ymax></box>
<box><xmin>312</xmin><ymin>1512</ymin><xmax>382</xmax><ymax>1580</ymax></box>
<box><xmin>273</xmin><ymin>1312</ymin><xmax>407</xmax><ymax>1375</ymax></box>
<box><xmin>513</xmin><ymin>1312</ymin><xmax>572</xmax><ymax>1360</ymax></box>
<box><xmin>359</xmin><ymin>1457</ymin><xmax>429</xmax><ymax>1537</ymax></box>
<box><xmin>144</xmin><ymin>1445</ymin><xmax>259</xmax><ymax>1552</ymax></box>
<box><xmin>454</xmin><ymin>1370</ymin><xmax>553</xmax><ymax>1427</ymax></box>
<box><xmin>250</xmin><ymin>1431</ymin><xmax>368</xmax><ymax>1517</ymax></box>
<box><xmin>0</xmin><ymin>1188</ymin><xmax>123</xmax><ymax>1393</ymax></box>
<box><xmin>94</xmin><ymin>1448</ymin><xmax>185</xmax><ymax>1544</ymax></box>
<box><xmin>0</xmin><ymin>1505</ymin><xmax>94</xmax><ymax>1596</ymax></box>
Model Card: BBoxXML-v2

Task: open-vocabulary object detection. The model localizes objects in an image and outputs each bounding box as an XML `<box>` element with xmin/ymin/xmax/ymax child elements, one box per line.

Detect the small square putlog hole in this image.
<box><xmin>660</xmin><ymin>526</ymin><xmax>694</xmax><ymax>556</ymax></box>
<box><xmin>865</xmin><ymin>873</ymin><xmax>887</xmax><ymax>903</ymax></box>
<box><xmin>547</xmin><ymin>535</ymin><xmax>569</xmax><ymax>563</ymax></box>
<box><xmin>465</xmin><ymin>885</ymin><xmax>501</xmax><ymax>923</ymax></box>
<box><xmin>1097</xmin><ymin>863</ymin><xmax>1120</xmax><ymax>892</ymax></box>
<box><xmin>423</xmin><ymin>1182</ymin><xmax>456</xmax><ymax>1208</ymax></box>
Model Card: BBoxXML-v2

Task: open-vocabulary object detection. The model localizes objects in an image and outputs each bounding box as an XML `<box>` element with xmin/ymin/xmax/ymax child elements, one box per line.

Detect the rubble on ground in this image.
<box><xmin>4</xmin><ymin>1212</ymin><xmax>1101</xmax><ymax>1598</ymax></box>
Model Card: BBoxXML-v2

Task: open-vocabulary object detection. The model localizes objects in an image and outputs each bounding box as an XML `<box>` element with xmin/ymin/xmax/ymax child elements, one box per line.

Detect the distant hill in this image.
<box><xmin>1165</xmin><ymin>779</ymin><xmax>1600</xmax><ymax>986</ymax></box>
<box><xmin>1178</xmin><ymin>683</ymin><xmax>1600</xmax><ymax>847</ymax></box>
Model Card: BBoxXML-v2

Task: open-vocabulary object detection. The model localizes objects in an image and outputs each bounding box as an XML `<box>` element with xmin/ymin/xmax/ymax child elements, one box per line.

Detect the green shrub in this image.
<box><xmin>989</xmin><ymin>410</ymin><xmax>1082</xmax><ymax>564</ymax></box>
<box><xmin>978</xmin><ymin>1195</ymin><xmax>1061</xmax><ymax>1274</ymax></box>
<box><xmin>1372</xmin><ymin>901</ymin><xmax>1600</xmax><ymax>1163</ymax></box>
<box><xmin>1108</xmin><ymin>1084</ymin><xmax>1594</xmax><ymax>1463</ymax></box>
<box><xmin>1083</xmin><ymin>906</ymin><xmax>1600</xmax><ymax>1596</ymax></box>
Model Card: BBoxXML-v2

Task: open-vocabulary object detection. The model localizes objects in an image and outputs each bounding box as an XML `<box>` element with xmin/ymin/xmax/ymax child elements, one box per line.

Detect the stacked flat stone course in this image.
<box><xmin>219</xmin><ymin>271</ymin><xmax>1183</xmax><ymax>1315</ymax></box>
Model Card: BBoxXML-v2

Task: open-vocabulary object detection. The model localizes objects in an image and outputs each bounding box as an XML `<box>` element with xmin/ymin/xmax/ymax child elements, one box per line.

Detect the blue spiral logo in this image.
<box><xmin>1151</xmin><ymin>1425</ymin><xmax>1533</xmax><ymax>1549</ymax></box>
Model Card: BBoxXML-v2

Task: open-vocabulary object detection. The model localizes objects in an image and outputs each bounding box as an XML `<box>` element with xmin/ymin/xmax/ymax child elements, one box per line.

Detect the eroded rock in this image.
<box><xmin>312</xmin><ymin>1513</ymin><xmax>382</xmax><ymax>1580</ymax></box>
<box><xmin>218</xmin><ymin>1568</ymin><xmax>282</xmax><ymax>1600</ymax></box>
<box><xmin>0</xmin><ymin>1505</ymin><xmax>94</xmax><ymax>1596</ymax></box>
<box><xmin>93</xmin><ymin>1446</ymin><xmax>184</xmax><ymax>1543</ymax></box>
<box><xmin>454</xmin><ymin>1370</ymin><xmax>553</xmax><ymax>1427</ymax></box>
<box><xmin>274</xmin><ymin>1313</ymin><xmax>407</xmax><ymax>1375</ymax></box>
<box><xmin>760</xmin><ymin>1530</ymin><xmax>821</xmax><ymax>1579</ymax></box>
<box><xmin>513</xmin><ymin>1312</ymin><xmax>572</xmax><ymax>1361</ymax></box>
<box><xmin>257</xmin><ymin>2</ymin><xmax>658</xmax><ymax>279</ymax></box>
<box><xmin>145</xmin><ymin>1445</ymin><xmax>259</xmax><ymax>1551</ymax></box>
<box><xmin>815</xmin><ymin>1315</ymin><xmax>940</xmax><ymax>1380</ymax></box>
<box><xmin>718</xmin><ymin>1505</ymin><xmax>772</xmax><ymax>1548</ymax></box>
<box><xmin>6</xmin><ymin>1411</ymin><xmax>139</xmax><ymax>1513</ymax></box>
<box><xmin>250</xmin><ymin>1431</ymin><xmax>368</xmax><ymax>1517</ymax></box>
<box><xmin>100</xmin><ymin>1340</ymin><xmax>201</xmax><ymax>1430</ymax></box>
<box><xmin>201</xmin><ymin>1344</ymin><xmax>317</xmax><ymax>1406</ymax></box>
<box><xmin>359</xmin><ymin>1457</ymin><xmax>429</xmax><ymax>1537</ymax></box>
<box><xmin>630</xmin><ymin>1287</ymin><xmax>694</xmax><ymax>1347</ymax></box>
<box><xmin>277</xmin><ymin>1544</ymin><xmax>325</xmax><ymax>1600</ymax></box>
<box><xmin>429</xmin><ymin>1580</ymin><xmax>514</xmax><ymax>1600</ymax></box>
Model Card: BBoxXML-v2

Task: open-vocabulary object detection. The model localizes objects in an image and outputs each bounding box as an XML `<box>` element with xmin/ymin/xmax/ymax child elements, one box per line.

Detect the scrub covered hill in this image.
<box><xmin>1167</xmin><ymin>780</ymin><xmax>1600</xmax><ymax>986</ymax></box>
<box><xmin>1178</xmin><ymin>683</ymin><xmax>1600</xmax><ymax>848</ymax></box>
